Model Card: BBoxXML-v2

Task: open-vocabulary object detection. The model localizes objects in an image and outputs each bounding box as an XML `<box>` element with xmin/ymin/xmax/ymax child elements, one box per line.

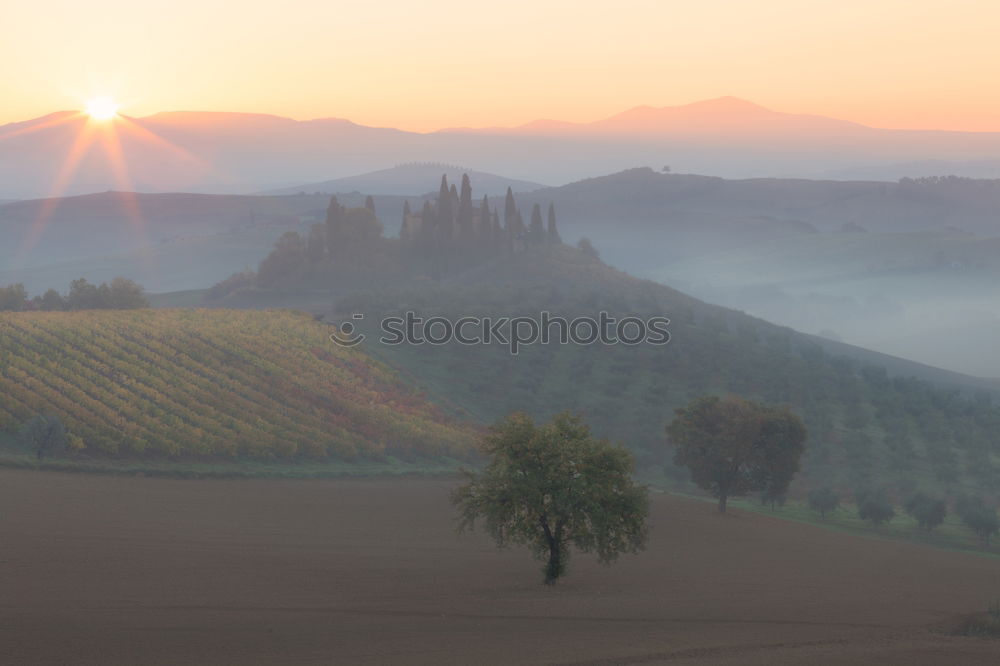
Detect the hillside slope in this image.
<box><xmin>310</xmin><ymin>245</ymin><xmax>1000</xmax><ymax>499</ymax></box>
<box><xmin>0</xmin><ymin>309</ymin><xmax>474</xmax><ymax>461</ymax></box>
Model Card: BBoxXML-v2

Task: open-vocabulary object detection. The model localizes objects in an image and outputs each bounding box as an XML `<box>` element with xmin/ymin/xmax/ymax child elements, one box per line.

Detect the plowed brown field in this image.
<box><xmin>2</xmin><ymin>469</ymin><xmax>998</xmax><ymax>665</ymax></box>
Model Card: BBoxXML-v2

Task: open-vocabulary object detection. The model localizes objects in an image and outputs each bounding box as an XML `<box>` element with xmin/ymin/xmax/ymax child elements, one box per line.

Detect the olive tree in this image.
<box><xmin>667</xmin><ymin>396</ymin><xmax>806</xmax><ymax>512</ymax></box>
<box><xmin>452</xmin><ymin>412</ymin><xmax>649</xmax><ymax>584</ymax></box>
<box><xmin>809</xmin><ymin>486</ymin><xmax>840</xmax><ymax>520</ymax></box>
<box><xmin>957</xmin><ymin>496</ymin><xmax>1000</xmax><ymax>546</ymax></box>
<box><xmin>857</xmin><ymin>489</ymin><xmax>895</xmax><ymax>527</ymax></box>
<box><xmin>904</xmin><ymin>492</ymin><xmax>946</xmax><ymax>532</ymax></box>
<box><xmin>19</xmin><ymin>413</ymin><xmax>67</xmax><ymax>459</ymax></box>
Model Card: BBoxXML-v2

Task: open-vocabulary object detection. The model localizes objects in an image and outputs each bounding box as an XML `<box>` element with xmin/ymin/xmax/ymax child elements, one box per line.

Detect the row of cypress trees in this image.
<box><xmin>399</xmin><ymin>175</ymin><xmax>560</xmax><ymax>255</ymax></box>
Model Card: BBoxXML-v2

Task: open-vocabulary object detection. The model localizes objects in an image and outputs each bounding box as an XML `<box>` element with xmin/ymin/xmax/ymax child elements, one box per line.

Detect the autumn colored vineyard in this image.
<box><xmin>0</xmin><ymin>309</ymin><xmax>476</xmax><ymax>460</ymax></box>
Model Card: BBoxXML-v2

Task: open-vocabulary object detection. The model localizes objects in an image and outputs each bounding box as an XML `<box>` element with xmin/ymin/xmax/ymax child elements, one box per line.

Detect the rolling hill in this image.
<box><xmin>263</xmin><ymin>163</ymin><xmax>545</xmax><ymax>196</ymax></box>
<box><xmin>9</xmin><ymin>166</ymin><xmax>1000</xmax><ymax>374</ymax></box>
<box><xmin>0</xmin><ymin>309</ymin><xmax>474</xmax><ymax>461</ymax></box>
<box><xmin>213</xmin><ymin>220</ymin><xmax>1000</xmax><ymax>501</ymax></box>
<box><xmin>0</xmin><ymin>191</ymin><xmax>402</xmax><ymax>293</ymax></box>
<box><xmin>507</xmin><ymin>168</ymin><xmax>1000</xmax><ymax>375</ymax></box>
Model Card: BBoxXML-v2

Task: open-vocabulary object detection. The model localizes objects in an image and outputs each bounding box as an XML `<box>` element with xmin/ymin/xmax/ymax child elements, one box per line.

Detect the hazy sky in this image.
<box><xmin>4</xmin><ymin>0</ymin><xmax>1000</xmax><ymax>132</ymax></box>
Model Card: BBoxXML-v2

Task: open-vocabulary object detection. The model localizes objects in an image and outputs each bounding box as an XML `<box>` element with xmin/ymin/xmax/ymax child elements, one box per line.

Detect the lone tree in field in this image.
<box><xmin>452</xmin><ymin>412</ymin><xmax>649</xmax><ymax>584</ymax></box>
<box><xmin>808</xmin><ymin>486</ymin><xmax>840</xmax><ymax>520</ymax></box>
<box><xmin>667</xmin><ymin>396</ymin><xmax>806</xmax><ymax>513</ymax></box>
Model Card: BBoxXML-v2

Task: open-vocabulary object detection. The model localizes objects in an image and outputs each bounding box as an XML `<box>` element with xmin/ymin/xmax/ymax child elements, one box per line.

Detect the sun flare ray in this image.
<box><xmin>13</xmin><ymin>99</ymin><xmax>205</xmax><ymax>268</ymax></box>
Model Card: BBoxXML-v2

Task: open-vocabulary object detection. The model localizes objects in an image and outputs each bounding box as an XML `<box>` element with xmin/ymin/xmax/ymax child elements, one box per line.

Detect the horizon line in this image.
<box><xmin>5</xmin><ymin>96</ymin><xmax>1000</xmax><ymax>136</ymax></box>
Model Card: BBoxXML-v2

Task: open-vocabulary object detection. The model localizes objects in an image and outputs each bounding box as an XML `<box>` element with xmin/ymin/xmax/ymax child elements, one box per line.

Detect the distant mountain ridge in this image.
<box><xmin>442</xmin><ymin>97</ymin><xmax>871</xmax><ymax>137</ymax></box>
<box><xmin>7</xmin><ymin>97</ymin><xmax>1000</xmax><ymax>197</ymax></box>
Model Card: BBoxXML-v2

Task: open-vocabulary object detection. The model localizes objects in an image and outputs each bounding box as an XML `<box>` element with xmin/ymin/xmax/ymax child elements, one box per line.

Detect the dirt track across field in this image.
<box><xmin>2</xmin><ymin>469</ymin><xmax>999</xmax><ymax>665</ymax></box>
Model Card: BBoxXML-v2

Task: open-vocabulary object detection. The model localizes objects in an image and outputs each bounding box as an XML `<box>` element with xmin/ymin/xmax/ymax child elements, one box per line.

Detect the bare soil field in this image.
<box><xmin>1</xmin><ymin>469</ymin><xmax>998</xmax><ymax>665</ymax></box>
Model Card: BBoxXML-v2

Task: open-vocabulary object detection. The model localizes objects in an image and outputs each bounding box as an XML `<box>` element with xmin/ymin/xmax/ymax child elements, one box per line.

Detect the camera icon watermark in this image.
<box><xmin>328</xmin><ymin>313</ymin><xmax>367</xmax><ymax>347</ymax></box>
<box><xmin>330</xmin><ymin>311</ymin><xmax>670</xmax><ymax>354</ymax></box>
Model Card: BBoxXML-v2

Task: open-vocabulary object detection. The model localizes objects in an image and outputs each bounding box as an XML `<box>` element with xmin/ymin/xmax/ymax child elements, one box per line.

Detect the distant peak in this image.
<box><xmin>692</xmin><ymin>96</ymin><xmax>766</xmax><ymax>109</ymax></box>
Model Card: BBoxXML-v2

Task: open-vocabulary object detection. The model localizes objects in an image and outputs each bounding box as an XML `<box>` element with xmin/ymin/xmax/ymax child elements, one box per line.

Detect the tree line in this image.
<box><xmin>0</xmin><ymin>277</ymin><xmax>148</xmax><ymax>311</ymax></box>
<box><xmin>398</xmin><ymin>175</ymin><xmax>561</xmax><ymax>258</ymax></box>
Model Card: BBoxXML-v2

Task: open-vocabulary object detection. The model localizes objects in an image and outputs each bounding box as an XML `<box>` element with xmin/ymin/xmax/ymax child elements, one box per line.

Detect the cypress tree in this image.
<box><xmin>458</xmin><ymin>174</ymin><xmax>474</xmax><ymax>239</ymax></box>
<box><xmin>514</xmin><ymin>209</ymin><xmax>525</xmax><ymax>235</ymax></box>
<box><xmin>401</xmin><ymin>200</ymin><xmax>412</xmax><ymax>242</ymax></box>
<box><xmin>547</xmin><ymin>202</ymin><xmax>561</xmax><ymax>244</ymax></box>
<box><xmin>511</xmin><ymin>209</ymin><xmax>526</xmax><ymax>252</ymax></box>
<box><xmin>503</xmin><ymin>187</ymin><xmax>517</xmax><ymax>230</ymax></box>
<box><xmin>437</xmin><ymin>176</ymin><xmax>454</xmax><ymax>241</ymax></box>
<box><xmin>480</xmin><ymin>194</ymin><xmax>491</xmax><ymax>240</ymax></box>
<box><xmin>420</xmin><ymin>200</ymin><xmax>436</xmax><ymax>245</ymax></box>
<box><xmin>325</xmin><ymin>196</ymin><xmax>343</xmax><ymax>257</ymax></box>
<box><xmin>529</xmin><ymin>203</ymin><xmax>545</xmax><ymax>245</ymax></box>
<box><xmin>492</xmin><ymin>210</ymin><xmax>504</xmax><ymax>251</ymax></box>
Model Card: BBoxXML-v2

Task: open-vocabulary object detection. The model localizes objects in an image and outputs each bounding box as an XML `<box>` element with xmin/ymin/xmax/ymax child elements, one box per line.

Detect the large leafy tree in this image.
<box><xmin>667</xmin><ymin>396</ymin><xmax>806</xmax><ymax>512</ymax></box>
<box><xmin>452</xmin><ymin>412</ymin><xmax>649</xmax><ymax>584</ymax></box>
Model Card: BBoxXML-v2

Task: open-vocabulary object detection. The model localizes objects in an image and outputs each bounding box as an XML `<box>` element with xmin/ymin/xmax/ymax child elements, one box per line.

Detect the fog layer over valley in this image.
<box><xmin>509</xmin><ymin>169</ymin><xmax>1000</xmax><ymax>377</ymax></box>
<box><xmin>7</xmin><ymin>165</ymin><xmax>1000</xmax><ymax>376</ymax></box>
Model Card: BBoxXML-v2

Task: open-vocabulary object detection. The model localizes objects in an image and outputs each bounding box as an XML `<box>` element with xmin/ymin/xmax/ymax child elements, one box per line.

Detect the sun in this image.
<box><xmin>85</xmin><ymin>97</ymin><xmax>120</xmax><ymax>121</ymax></box>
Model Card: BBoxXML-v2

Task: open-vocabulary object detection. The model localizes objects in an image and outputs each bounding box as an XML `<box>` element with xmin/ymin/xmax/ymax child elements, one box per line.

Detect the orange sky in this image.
<box><xmin>4</xmin><ymin>0</ymin><xmax>1000</xmax><ymax>132</ymax></box>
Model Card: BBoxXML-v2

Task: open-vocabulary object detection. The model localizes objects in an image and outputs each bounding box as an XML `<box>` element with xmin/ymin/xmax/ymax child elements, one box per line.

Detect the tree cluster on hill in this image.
<box><xmin>0</xmin><ymin>278</ymin><xmax>148</xmax><ymax>311</ymax></box>
<box><xmin>399</xmin><ymin>175</ymin><xmax>561</xmax><ymax>267</ymax></box>
<box><xmin>898</xmin><ymin>175</ymin><xmax>1000</xmax><ymax>190</ymax></box>
<box><xmin>208</xmin><ymin>174</ymin><xmax>565</xmax><ymax>294</ymax></box>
